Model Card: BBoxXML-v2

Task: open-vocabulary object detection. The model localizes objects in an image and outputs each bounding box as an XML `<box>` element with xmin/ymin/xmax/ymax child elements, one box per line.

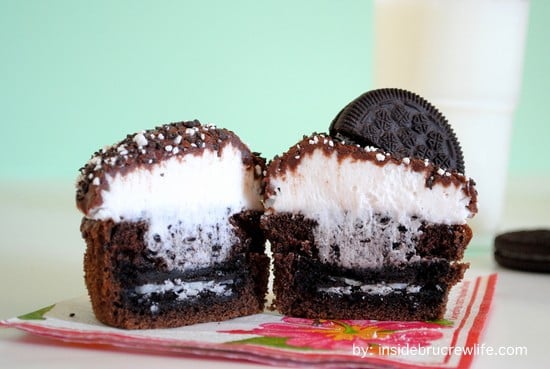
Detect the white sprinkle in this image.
<box><xmin>424</xmin><ymin>159</ymin><xmax>430</xmax><ymax>167</ymax></box>
<box><xmin>119</xmin><ymin>149</ymin><xmax>128</xmax><ymax>156</ymax></box>
<box><xmin>186</xmin><ymin>128</ymin><xmax>195</xmax><ymax>136</ymax></box>
<box><xmin>201</xmin><ymin>142</ymin><xmax>206</xmax><ymax>148</ymax></box>
<box><xmin>255</xmin><ymin>165</ymin><xmax>262</xmax><ymax>176</ymax></box>
<box><xmin>150</xmin><ymin>134</ymin><xmax>155</xmax><ymax>139</ymax></box>
<box><xmin>157</xmin><ymin>133</ymin><xmax>165</xmax><ymax>140</ymax></box>
<box><xmin>376</xmin><ymin>153</ymin><xmax>385</xmax><ymax>162</ymax></box>
<box><xmin>445</xmin><ymin>172</ymin><xmax>452</xmax><ymax>177</ymax></box>
<box><xmin>402</xmin><ymin>157</ymin><xmax>411</xmax><ymax>165</ymax></box>
<box><xmin>147</xmin><ymin>159</ymin><xmax>153</xmax><ymax>164</ymax></box>
<box><xmin>309</xmin><ymin>139</ymin><xmax>315</xmax><ymax>145</ymax></box>
<box><xmin>174</xmin><ymin>135</ymin><xmax>182</xmax><ymax>145</ymax></box>
<box><xmin>295</xmin><ymin>155</ymin><xmax>300</xmax><ymax>160</ymax></box>
<box><xmin>165</xmin><ymin>145</ymin><xmax>173</xmax><ymax>152</ymax></box>
<box><xmin>172</xmin><ymin>147</ymin><xmax>179</xmax><ymax>154</ymax></box>
<box><xmin>90</xmin><ymin>157</ymin><xmax>101</xmax><ymax>165</ymax></box>
<box><xmin>191</xmin><ymin>143</ymin><xmax>197</xmax><ymax>148</ymax></box>
<box><xmin>116</xmin><ymin>144</ymin><xmax>126</xmax><ymax>152</ymax></box>
<box><xmin>92</xmin><ymin>177</ymin><xmax>100</xmax><ymax>186</ymax></box>
<box><xmin>133</xmin><ymin>133</ymin><xmax>148</xmax><ymax>147</ymax></box>
<box><xmin>200</xmin><ymin>133</ymin><xmax>205</xmax><ymax>140</ymax></box>
<box><xmin>87</xmin><ymin>173</ymin><xmax>94</xmax><ymax>179</ymax></box>
<box><xmin>93</xmin><ymin>164</ymin><xmax>102</xmax><ymax>171</ymax></box>
<box><xmin>328</xmin><ymin>140</ymin><xmax>334</xmax><ymax>147</ymax></box>
<box><xmin>437</xmin><ymin>168</ymin><xmax>445</xmax><ymax>176</ymax></box>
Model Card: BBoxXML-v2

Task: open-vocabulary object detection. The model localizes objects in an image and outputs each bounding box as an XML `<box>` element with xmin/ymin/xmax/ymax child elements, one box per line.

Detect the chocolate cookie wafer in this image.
<box><xmin>329</xmin><ymin>88</ymin><xmax>465</xmax><ymax>173</ymax></box>
<box><xmin>495</xmin><ymin>229</ymin><xmax>550</xmax><ymax>273</ymax></box>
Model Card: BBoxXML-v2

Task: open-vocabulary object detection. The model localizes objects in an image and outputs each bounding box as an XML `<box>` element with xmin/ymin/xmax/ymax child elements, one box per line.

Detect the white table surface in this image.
<box><xmin>1</xmin><ymin>178</ymin><xmax>549</xmax><ymax>369</ymax></box>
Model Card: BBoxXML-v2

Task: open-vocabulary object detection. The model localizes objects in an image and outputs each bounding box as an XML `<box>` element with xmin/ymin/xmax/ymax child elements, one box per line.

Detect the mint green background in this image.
<box><xmin>1</xmin><ymin>0</ymin><xmax>549</xmax><ymax>180</ymax></box>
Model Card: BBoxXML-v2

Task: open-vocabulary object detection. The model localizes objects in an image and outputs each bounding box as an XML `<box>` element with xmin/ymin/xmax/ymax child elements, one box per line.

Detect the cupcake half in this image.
<box><xmin>76</xmin><ymin>120</ymin><xmax>269</xmax><ymax>329</ymax></box>
<box><xmin>262</xmin><ymin>89</ymin><xmax>477</xmax><ymax>321</ymax></box>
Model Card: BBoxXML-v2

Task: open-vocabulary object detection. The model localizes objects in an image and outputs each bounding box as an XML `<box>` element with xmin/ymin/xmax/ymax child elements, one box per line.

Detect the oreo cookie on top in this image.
<box><xmin>329</xmin><ymin>88</ymin><xmax>465</xmax><ymax>173</ymax></box>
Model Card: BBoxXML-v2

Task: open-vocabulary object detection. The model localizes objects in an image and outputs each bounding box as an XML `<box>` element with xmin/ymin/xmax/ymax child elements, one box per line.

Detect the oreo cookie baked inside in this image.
<box><xmin>262</xmin><ymin>89</ymin><xmax>478</xmax><ymax>321</ymax></box>
<box><xmin>76</xmin><ymin>121</ymin><xmax>269</xmax><ymax>329</ymax></box>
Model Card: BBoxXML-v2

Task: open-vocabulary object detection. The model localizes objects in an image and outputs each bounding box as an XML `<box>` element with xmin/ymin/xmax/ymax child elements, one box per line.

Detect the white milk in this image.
<box><xmin>373</xmin><ymin>0</ymin><xmax>530</xmax><ymax>240</ymax></box>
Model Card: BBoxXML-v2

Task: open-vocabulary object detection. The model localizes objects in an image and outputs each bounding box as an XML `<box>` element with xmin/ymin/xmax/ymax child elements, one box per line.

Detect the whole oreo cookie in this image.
<box><xmin>494</xmin><ymin>229</ymin><xmax>550</xmax><ymax>273</ymax></box>
<box><xmin>329</xmin><ymin>88</ymin><xmax>465</xmax><ymax>173</ymax></box>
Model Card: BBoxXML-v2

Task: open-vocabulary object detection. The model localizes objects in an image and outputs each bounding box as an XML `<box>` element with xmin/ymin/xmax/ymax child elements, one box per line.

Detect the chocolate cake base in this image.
<box><xmin>81</xmin><ymin>211</ymin><xmax>269</xmax><ymax>329</ymax></box>
<box><xmin>273</xmin><ymin>253</ymin><xmax>467</xmax><ymax>321</ymax></box>
<box><xmin>263</xmin><ymin>213</ymin><xmax>471</xmax><ymax>321</ymax></box>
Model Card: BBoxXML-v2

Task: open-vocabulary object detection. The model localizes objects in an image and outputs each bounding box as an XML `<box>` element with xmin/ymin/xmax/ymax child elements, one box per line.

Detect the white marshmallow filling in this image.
<box><xmin>267</xmin><ymin>147</ymin><xmax>474</xmax><ymax>268</ymax></box>
<box><xmin>85</xmin><ymin>144</ymin><xmax>263</xmax><ymax>271</ymax></box>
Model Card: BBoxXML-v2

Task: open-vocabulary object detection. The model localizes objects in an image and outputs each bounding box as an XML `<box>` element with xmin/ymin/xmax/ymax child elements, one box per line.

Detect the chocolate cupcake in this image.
<box><xmin>76</xmin><ymin>120</ymin><xmax>269</xmax><ymax>329</ymax></box>
<box><xmin>262</xmin><ymin>89</ymin><xmax>477</xmax><ymax>321</ymax></box>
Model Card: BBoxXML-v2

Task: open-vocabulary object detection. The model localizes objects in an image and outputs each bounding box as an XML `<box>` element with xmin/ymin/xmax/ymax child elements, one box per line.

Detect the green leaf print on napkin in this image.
<box><xmin>227</xmin><ymin>336</ymin><xmax>312</xmax><ymax>351</ymax></box>
<box><xmin>18</xmin><ymin>304</ymin><xmax>55</xmax><ymax>320</ymax></box>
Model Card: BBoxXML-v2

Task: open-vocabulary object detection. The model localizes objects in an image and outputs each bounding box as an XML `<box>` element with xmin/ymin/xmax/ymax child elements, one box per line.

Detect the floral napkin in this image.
<box><xmin>1</xmin><ymin>273</ymin><xmax>496</xmax><ymax>369</ymax></box>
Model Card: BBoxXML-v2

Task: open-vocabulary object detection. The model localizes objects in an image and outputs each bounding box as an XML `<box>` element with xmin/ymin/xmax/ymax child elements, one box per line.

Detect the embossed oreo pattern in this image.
<box><xmin>329</xmin><ymin>89</ymin><xmax>465</xmax><ymax>173</ymax></box>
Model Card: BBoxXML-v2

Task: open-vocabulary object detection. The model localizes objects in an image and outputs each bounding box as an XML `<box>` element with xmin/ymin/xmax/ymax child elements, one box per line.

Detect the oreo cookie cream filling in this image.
<box><xmin>77</xmin><ymin>121</ymin><xmax>269</xmax><ymax>329</ymax></box>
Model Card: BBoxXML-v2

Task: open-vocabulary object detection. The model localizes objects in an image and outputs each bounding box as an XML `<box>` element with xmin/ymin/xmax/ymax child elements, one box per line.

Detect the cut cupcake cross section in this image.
<box><xmin>76</xmin><ymin>121</ymin><xmax>269</xmax><ymax>329</ymax></box>
<box><xmin>262</xmin><ymin>134</ymin><xmax>476</xmax><ymax>320</ymax></box>
<box><xmin>262</xmin><ymin>89</ymin><xmax>478</xmax><ymax>321</ymax></box>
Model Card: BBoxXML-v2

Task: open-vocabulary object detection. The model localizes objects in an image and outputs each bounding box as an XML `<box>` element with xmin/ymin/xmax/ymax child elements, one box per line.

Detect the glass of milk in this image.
<box><xmin>373</xmin><ymin>0</ymin><xmax>530</xmax><ymax>244</ymax></box>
